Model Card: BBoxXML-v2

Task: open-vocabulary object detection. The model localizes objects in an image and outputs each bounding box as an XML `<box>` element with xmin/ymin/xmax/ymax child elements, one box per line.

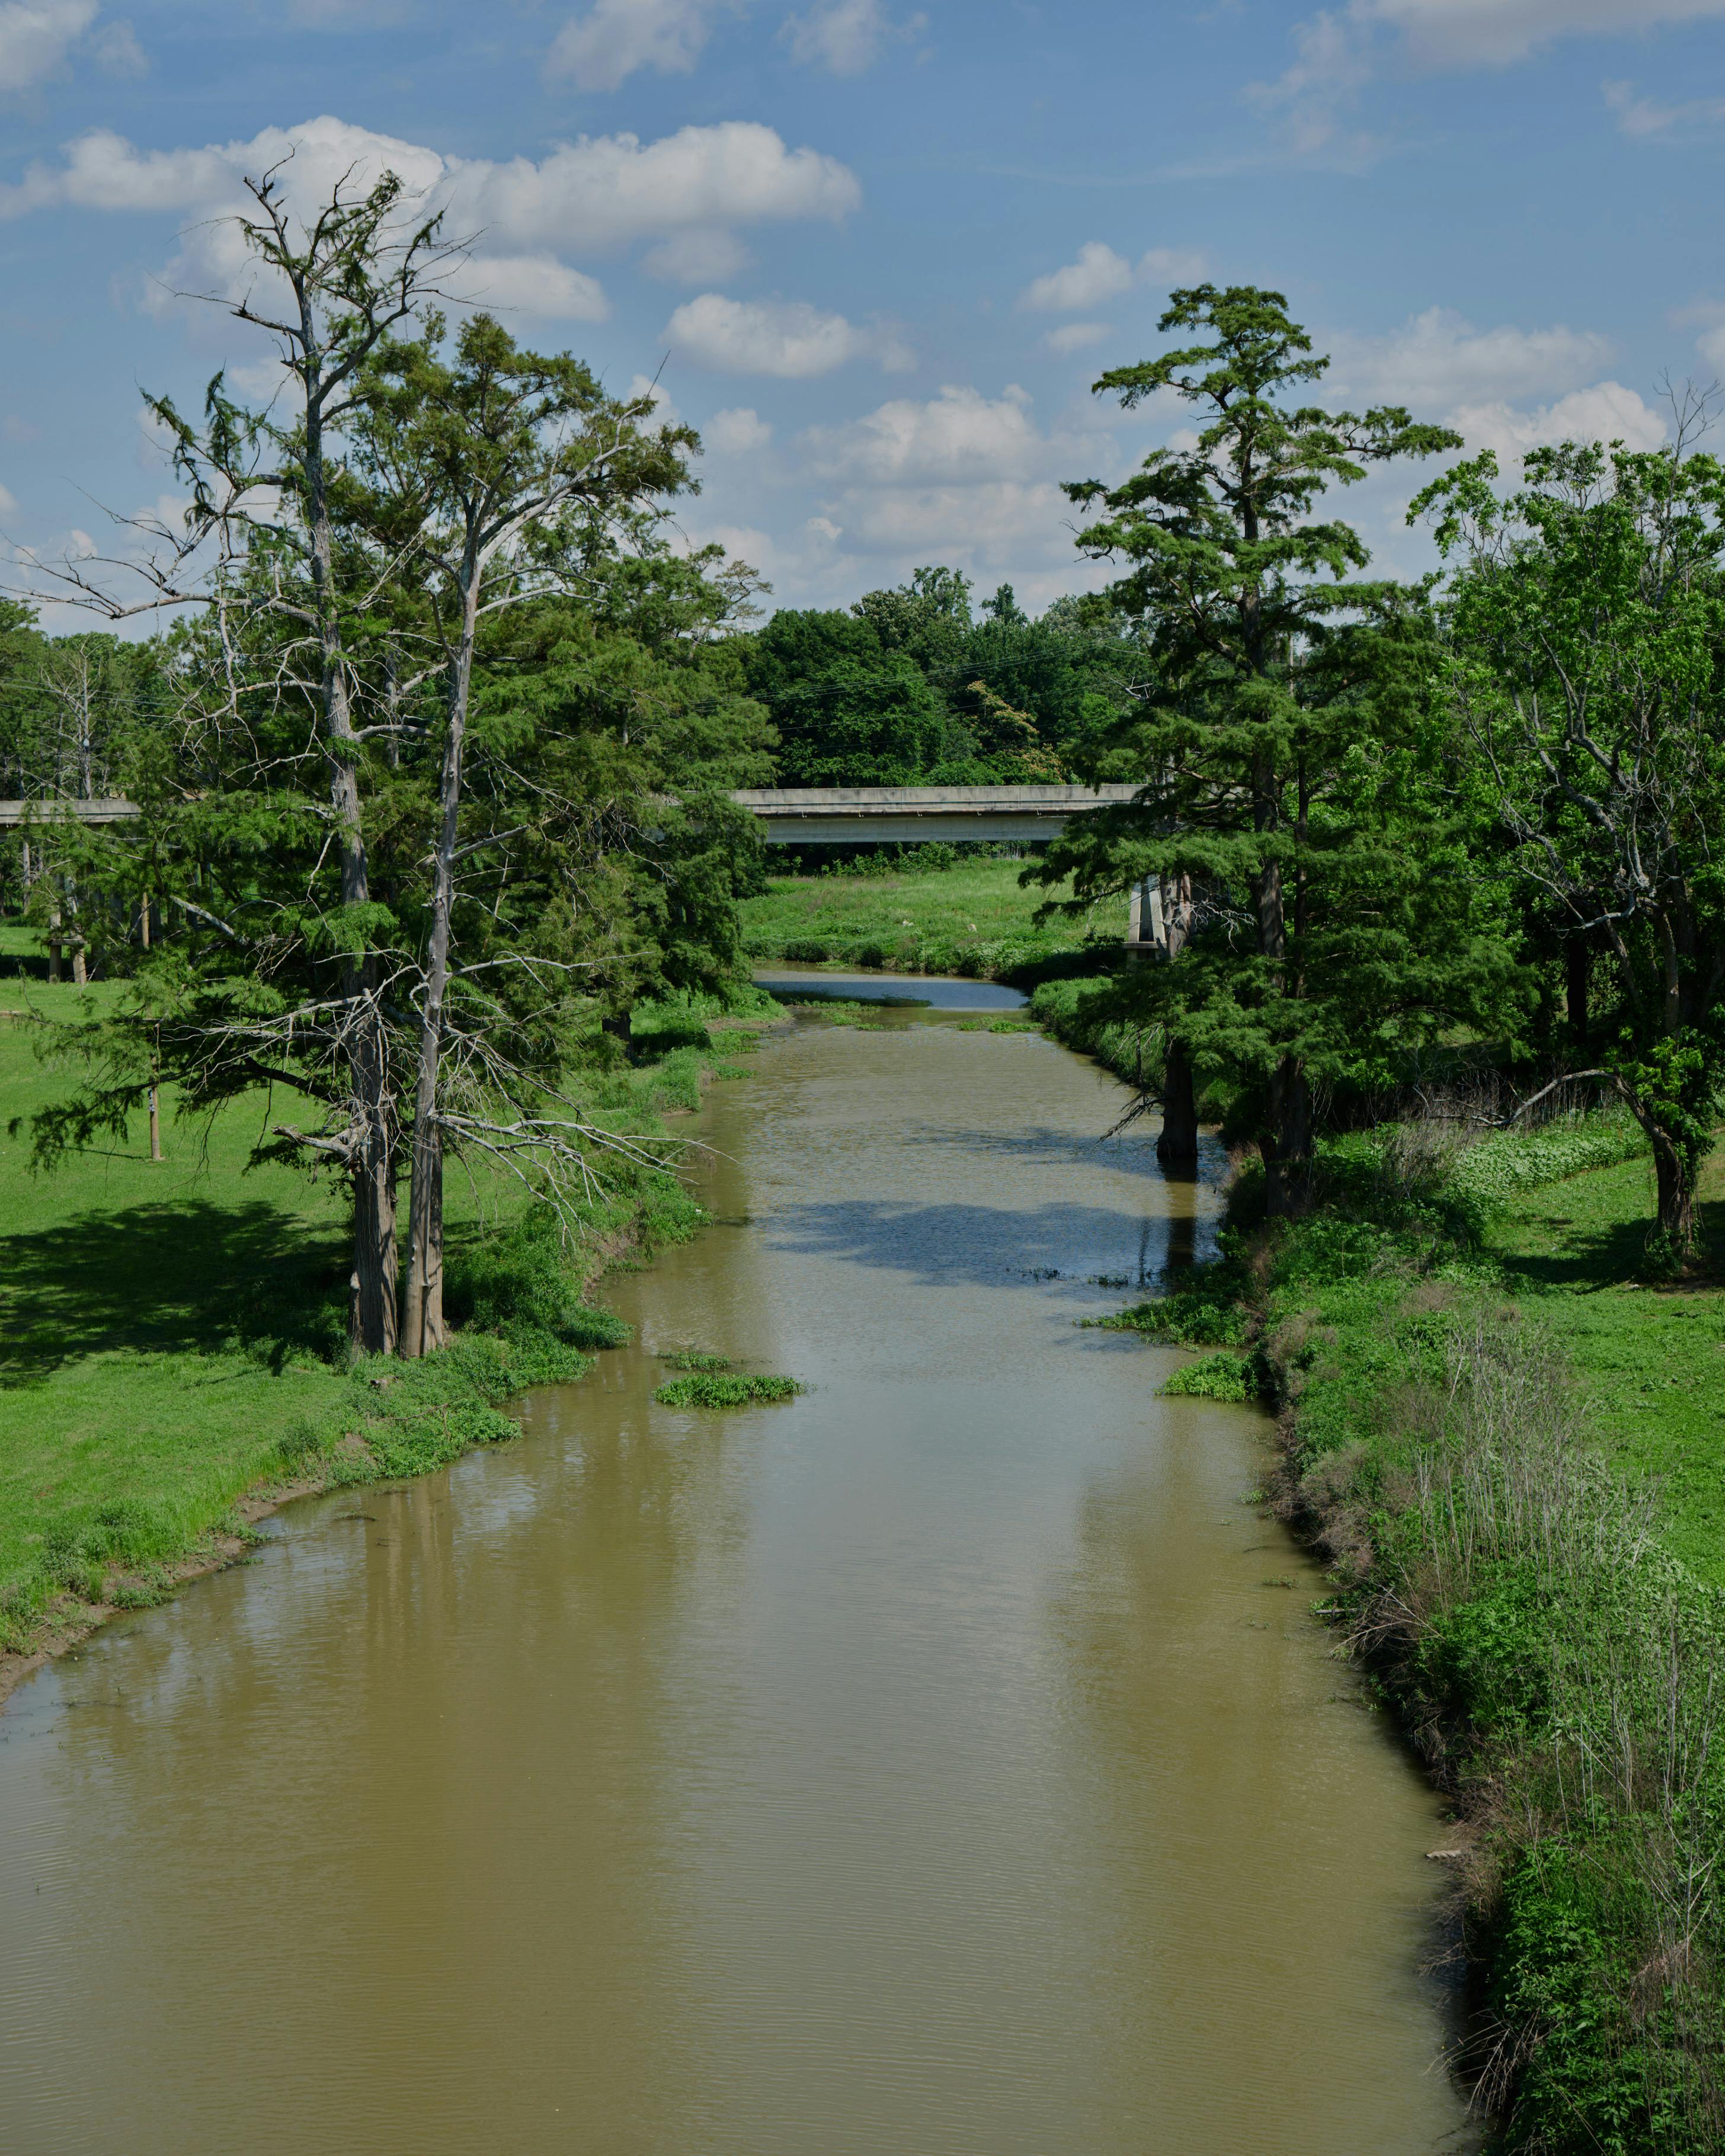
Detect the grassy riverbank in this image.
<box><xmin>0</xmin><ymin>979</ymin><xmax>776</xmax><ymax>1683</ymax></box>
<box><xmin>1117</xmin><ymin>1116</ymin><xmax>1725</xmax><ymax>2150</ymax></box>
<box><xmin>740</xmin><ymin>853</ymin><xmax>1125</xmax><ymax>978</ymax></box>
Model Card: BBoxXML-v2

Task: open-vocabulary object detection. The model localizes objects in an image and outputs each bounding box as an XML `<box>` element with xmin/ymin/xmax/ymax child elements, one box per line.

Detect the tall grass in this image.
<box><xmin>1307</xmin><ymin>1313</ymin><xmax>1725</xmax><ymax>2149</ymax></box>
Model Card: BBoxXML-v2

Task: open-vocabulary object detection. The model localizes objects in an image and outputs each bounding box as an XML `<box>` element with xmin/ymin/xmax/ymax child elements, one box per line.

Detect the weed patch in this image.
<box><xmin>652</xmin><ymin>1372</ymin><xmax>801</xmax><ymax>1409</ymax></box>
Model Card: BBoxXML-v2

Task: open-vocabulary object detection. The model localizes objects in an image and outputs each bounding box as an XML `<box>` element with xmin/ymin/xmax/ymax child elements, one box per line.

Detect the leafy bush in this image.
<box><xmin>445</xmin><ymin>1208</ymin><xmax>631</xmax><ymax>1352</ymax></box>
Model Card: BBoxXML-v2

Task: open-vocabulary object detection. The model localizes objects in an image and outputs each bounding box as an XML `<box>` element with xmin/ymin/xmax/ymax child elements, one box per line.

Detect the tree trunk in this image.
<box><xmin>47</xmin><ymin>900</ymin><xmax>62</xmax><ymax>982</ymax></box>
<box><xmin>1264</xmin><ymin>1056</ymin><xmax>1312</xmax><ymax>1218</ymax></box>
<box><xmin>1650</xmin><ymin>1126</ymin><xmax>1697</xmax><ymax>1266</ymax></box>
<box><xmin>1566</xmin><ymin>933</ymin><xmax>1589</xmax><ymax>1051</ymax></box>
<box><xmin>400</xmin><ymin>575</ymin><xmax>478</xmax><ymax>1359</ymax></box>
<box><xmin>299</xmin><ymin>318</ymin><xmax>396</xmax><ymax>1357</ymax></box>
<box><xmin>351</xmin><ymin>1137</ymin><xmax>399</xmax><ymax>1356</ymax></box>
<box><xmin>1157</xmin><ymin>1037</ymin><xmax>1199</xmax><ymax>1167</ymax></box>
<box><xmin>148</xmin><ymin>1084</ymin><xmax>161</xmax><ymax>1162</ymax></box>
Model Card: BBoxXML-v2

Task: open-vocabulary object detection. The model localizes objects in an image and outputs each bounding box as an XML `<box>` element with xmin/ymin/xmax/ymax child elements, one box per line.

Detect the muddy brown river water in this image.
<box><xmin>0</xmin><ymin>1011</ymin><xmax>1474</xmax><ymax>2155</ymax></box>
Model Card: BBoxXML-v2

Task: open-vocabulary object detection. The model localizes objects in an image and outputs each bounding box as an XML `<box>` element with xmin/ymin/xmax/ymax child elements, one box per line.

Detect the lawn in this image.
<box><xmin>738</xmin><ymin>854</ymin><xmax>1126</xmax><ymax>977</ymax></box>
<box><xmin>1485</xmin><ymin>1141</ymin><xmax>1725</xmax><ymax>1581</ymax></box>
<box><xmin>0</xmin><ymin>982</ymin><xmax>363</xmax><ymax>1605</ymax></box>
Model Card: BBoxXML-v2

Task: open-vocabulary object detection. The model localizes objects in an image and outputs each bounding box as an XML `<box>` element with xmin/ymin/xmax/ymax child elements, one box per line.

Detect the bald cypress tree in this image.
<box><xmin>1042</xmin><ymin>286</ymin><xmax>1514</xmax><ymax>1209</ymax></box>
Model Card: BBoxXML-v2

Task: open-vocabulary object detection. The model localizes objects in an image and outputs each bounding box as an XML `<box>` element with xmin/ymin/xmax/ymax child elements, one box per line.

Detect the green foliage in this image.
<box><xmin>1414</xmin><ymin>438</ymin><xmax>1725</xmax><ymax>1258</ymax></box>
<box><xmin>1089</xmin><ymin>1263</ymin><xmax>1250</xmax><ymax>1346</ymax></box>
<box><xmin>652</xmin><ymin>1371</ymin><xmax>801</xmax><ymax>1409</ymax></box>
<box><xmin>1038</xmin><ymin>286</ymin><xmax>1521</xmax><ymax>1209</ymax></box>
<box><xmin>1160</xmin><ymin>1350</ymin><xmax>1258</xmax><ymax>1400</ymax></box>
<box><xmin>658</xmin><ymin>1349</ymin><xmax>732</xmax><ymax>1372</ymax></box>
<box><xmin>741</xmin><ymin>566</ymin><xmax>1136</xmax><ymax>786</ymax></box>
<box><xmin>444</xmin><ymin>1207</ymin><xmax>632</xmax><ymax>1351</ymax></box>
<box><xmin>1448</xmin><ymin>1116</ymin><xmax>1649</xmax><ymax>1217</ymax></box>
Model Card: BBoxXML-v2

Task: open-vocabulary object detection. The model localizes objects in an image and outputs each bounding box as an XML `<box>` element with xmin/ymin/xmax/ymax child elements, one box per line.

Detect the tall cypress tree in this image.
<box><xmin>1042</xmin><ymin>286</ymin><xmax>1507</xmax><ymax>1209</ymax></box>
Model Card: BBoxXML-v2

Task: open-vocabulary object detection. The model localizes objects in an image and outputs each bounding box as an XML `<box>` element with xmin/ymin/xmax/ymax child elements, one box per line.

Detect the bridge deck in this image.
<box><xmin>732</xmin><ymin>784</ymin><xmax>1141</xmax><ymax>845</ymax></box>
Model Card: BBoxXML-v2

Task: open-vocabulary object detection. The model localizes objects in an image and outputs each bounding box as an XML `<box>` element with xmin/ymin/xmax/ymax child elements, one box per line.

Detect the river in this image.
<box><xmin>0</xmin><ymin>1007</ymin><xmax>1472</xmax><ymax>2154</ymax></box>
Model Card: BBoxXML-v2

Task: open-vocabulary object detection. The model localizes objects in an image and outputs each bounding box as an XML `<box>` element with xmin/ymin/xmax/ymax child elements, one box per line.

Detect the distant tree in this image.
<box><xmin>745</xmin><ymin>608</ymin><xmax>961</xmax><ymax>784</ymax></box>
<box><xmin>1416</xmin><ymin>430</ymin><xmax>1725</xmax><ymax>1265</ymax></box>
<box><xmin>850</xmin><ymin>564</ymin><xmax>974</xmax><ymax>669</ymax></box>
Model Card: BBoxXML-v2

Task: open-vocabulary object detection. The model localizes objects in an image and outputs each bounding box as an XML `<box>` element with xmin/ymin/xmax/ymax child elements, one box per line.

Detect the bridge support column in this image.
<box><xmin>1126</xmin><ymin>874</ymin><xmax>1166</xmax><ymax>957</ymax></box>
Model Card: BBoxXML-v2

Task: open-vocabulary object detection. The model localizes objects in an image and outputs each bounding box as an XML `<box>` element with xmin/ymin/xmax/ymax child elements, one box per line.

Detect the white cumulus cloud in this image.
<box><xmin>0</xmin><ymin>116</ymin><xmax>860</xmax><ymax>339</ymax></box>
<box><xmin>665</xmin><ymin>293</ymin><xmax>910</xmax><ymax>377</ymax></box>
<box><xmin>706</xmin><ymin>406</ymin><xmax>773</xmax><ymax>453</ymax></box>
<box><xmin>789</xmin><ymin>381</ymin><xmax>1127</xmax><ymax>594</ymax></box>
<box><xmin>1327</xmin><ymin>307</ymin><xmax>1614</xmax><ymax>408</ymax></box>
<box><xmin>627</xmin><ymin>373</ymin><xmax>681</xmax><ymax>428</ymax></box>
<box><xmin>1450</xmin><ymin>382</ymin><xmax>1666</xmax><ymax>458</ymax></box>
<box><xmin>545</xmin><ymin>0</ymin><xmax>738</xmax><ymax>91</ymax></box>
<box><xmin>1019</xmin><ymin>242</ymin><xmax>1133</xmax><ymax>314</ymax></box>
<box><xmin>458</xmin><ymin>255</ymin><xmax>610</xmax><ymax>322</ymax></box>
<box><xmin>0</xmin><ymin>0</ymin><xmax>95</xmax><ymax>89</ymax></box>
<box><xmin>1366</xmin><ymin>0</ymin><xmax>1725</xmax><ymax>69</ymax></box>
<box><xmin>1019</xmin><ymin>241</ymin><xmax>1208</xmax><ymax>315</ymax></box>
<box><xmin>781</xmin><ymin>0</ymin><xmax>924</xmax><ymax>74</ymax></box>
<box><xmin>1138</xmin><ymin>245</ymin><xmax>1209</xmax><ymax>284</ymax></box>
<box><xmin>641</xmin><ymin>226</ymin><xmax>753</xmax><ymax>283</ymax></box>
<box><xmin>1326</xmin><ymin>307</ymin><xmax>1663</xmax><ymax>457</ymax></box>
<box><xmin>1045</xmin><ymin>321</ymin><xmax>1112</xmax><ymax>355</ymax></box>
<box><xmin>0</xmin><ymin>116</ymin><xmax>859</xmax><ymax>246</ymax></box>
<box><xmin>801</xmin><ymin>383</ymin><xmax>1045</xmax><ymax>483</ymax></box>
<box><xmin>1605</xmin><ymin>78</ymin><xmax>1725</xmax><ymax>135</ymax></box>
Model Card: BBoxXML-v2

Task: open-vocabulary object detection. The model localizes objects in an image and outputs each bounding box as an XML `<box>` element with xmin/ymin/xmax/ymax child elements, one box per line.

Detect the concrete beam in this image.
<box><xmin>0</xmin><ymin>798</ymin><xmax>141</xmax><ymax>828</ymax></box>
<box><xmin>732</xmin><ymin>783</ymin><xmax>1142</xmax><ymax>845</ymax></box>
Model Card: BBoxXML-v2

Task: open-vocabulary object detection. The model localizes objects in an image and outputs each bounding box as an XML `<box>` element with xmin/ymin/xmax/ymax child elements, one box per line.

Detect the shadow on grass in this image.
<box><xmin>1500</xmin><ymin>1190</ymin><xmax>1725</xmax><ymax>1296</ymax></box>
<box><xmin>0</xmin><ymin>1199</ymin><xmax>348</xmax><ymax>1381</ymax></box>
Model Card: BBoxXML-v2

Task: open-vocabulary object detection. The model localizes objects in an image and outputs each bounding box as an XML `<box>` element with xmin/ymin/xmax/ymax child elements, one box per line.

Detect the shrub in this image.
<box><xmin>445</xmin><ymin>1209</ymin><xmax>630</xmax><ymax>1352</ymax></box>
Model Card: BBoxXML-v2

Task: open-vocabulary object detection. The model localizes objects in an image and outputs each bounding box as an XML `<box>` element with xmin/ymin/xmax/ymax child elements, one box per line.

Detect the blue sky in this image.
<box><xmin>3</xmin><ymin>0</ymin><xmax>1725</xmax><ymax>621</ymax></box>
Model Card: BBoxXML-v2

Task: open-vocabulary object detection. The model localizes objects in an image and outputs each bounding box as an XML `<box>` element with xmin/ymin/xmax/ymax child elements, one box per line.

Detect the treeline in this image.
<box><xmin>741</xmin><ymin>566</ymin><xmax>1131</xmax><ymax>785</ymax></box>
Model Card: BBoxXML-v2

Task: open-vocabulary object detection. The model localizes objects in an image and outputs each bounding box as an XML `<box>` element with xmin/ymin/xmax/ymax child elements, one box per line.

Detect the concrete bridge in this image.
<box><xmin>0</xmin><ymin>798</ymin><xmax>140</xmax><ymax>826</ymax></box>
<box><xmin>731</xmin><ymin>783</ymin><xmax>1143</xmax><ymax>845</ymax></box>
<box><xmin>0</xmin><ymin>784</ymin><xmax>1172</xmax><ymax>952</ymax></box>
<box><xmin>1</xmin><ymin>783</ymin><xmax>1147</xmax><ymax>842</ymax></box>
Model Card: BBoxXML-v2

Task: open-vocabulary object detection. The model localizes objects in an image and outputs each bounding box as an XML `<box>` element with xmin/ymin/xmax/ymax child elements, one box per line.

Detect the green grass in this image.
<box><xmin>1483</xmin><ymin>1142</ymin><xmax>1725</xmax><ymax>1582</ymax></box>
<box><xmin>0</xmin><ymin>976</ymin><xmax>748</xmax><ymax>1648</ymax></box>
<box><xmin>740</xmin><ymin>857</ymin><xmax>1124</xmax><ymax>979</ymax></box>
<box><xmin>652</xmin><ymin>1371</ymin><xmax>801</xmax><ymax>1409</ymax></box>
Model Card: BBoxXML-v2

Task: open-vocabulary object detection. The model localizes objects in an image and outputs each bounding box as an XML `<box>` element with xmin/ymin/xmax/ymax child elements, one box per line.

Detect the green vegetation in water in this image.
<box><xmin>1159</xmin><ymin>1351</ymin><xmax>1259</xmax><ymax>1401</ymax></box>
<box><xmin>1086</xmin><ymin>1265</ymin><xmax>1249</xmax><ymax>1346</ymax></box>
<box><xmin>652</xmin><ymin>1372</ymin><xmax>801</xmax><ymax>1409</ymax></box>
<box><xmin>741</xmin><ymin>856</ymin><xmax>1124</xmax><ymax>979</ymax></box>
<box><xmin>953</xmin><ymin>1017</ymin><xmax>1040</xmax><ymax>1034</ymax></box>
<box><xmin>658</xmin><ymin>1350</ymin><xmax>733</xmax><ymax>1372</ymax></box>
